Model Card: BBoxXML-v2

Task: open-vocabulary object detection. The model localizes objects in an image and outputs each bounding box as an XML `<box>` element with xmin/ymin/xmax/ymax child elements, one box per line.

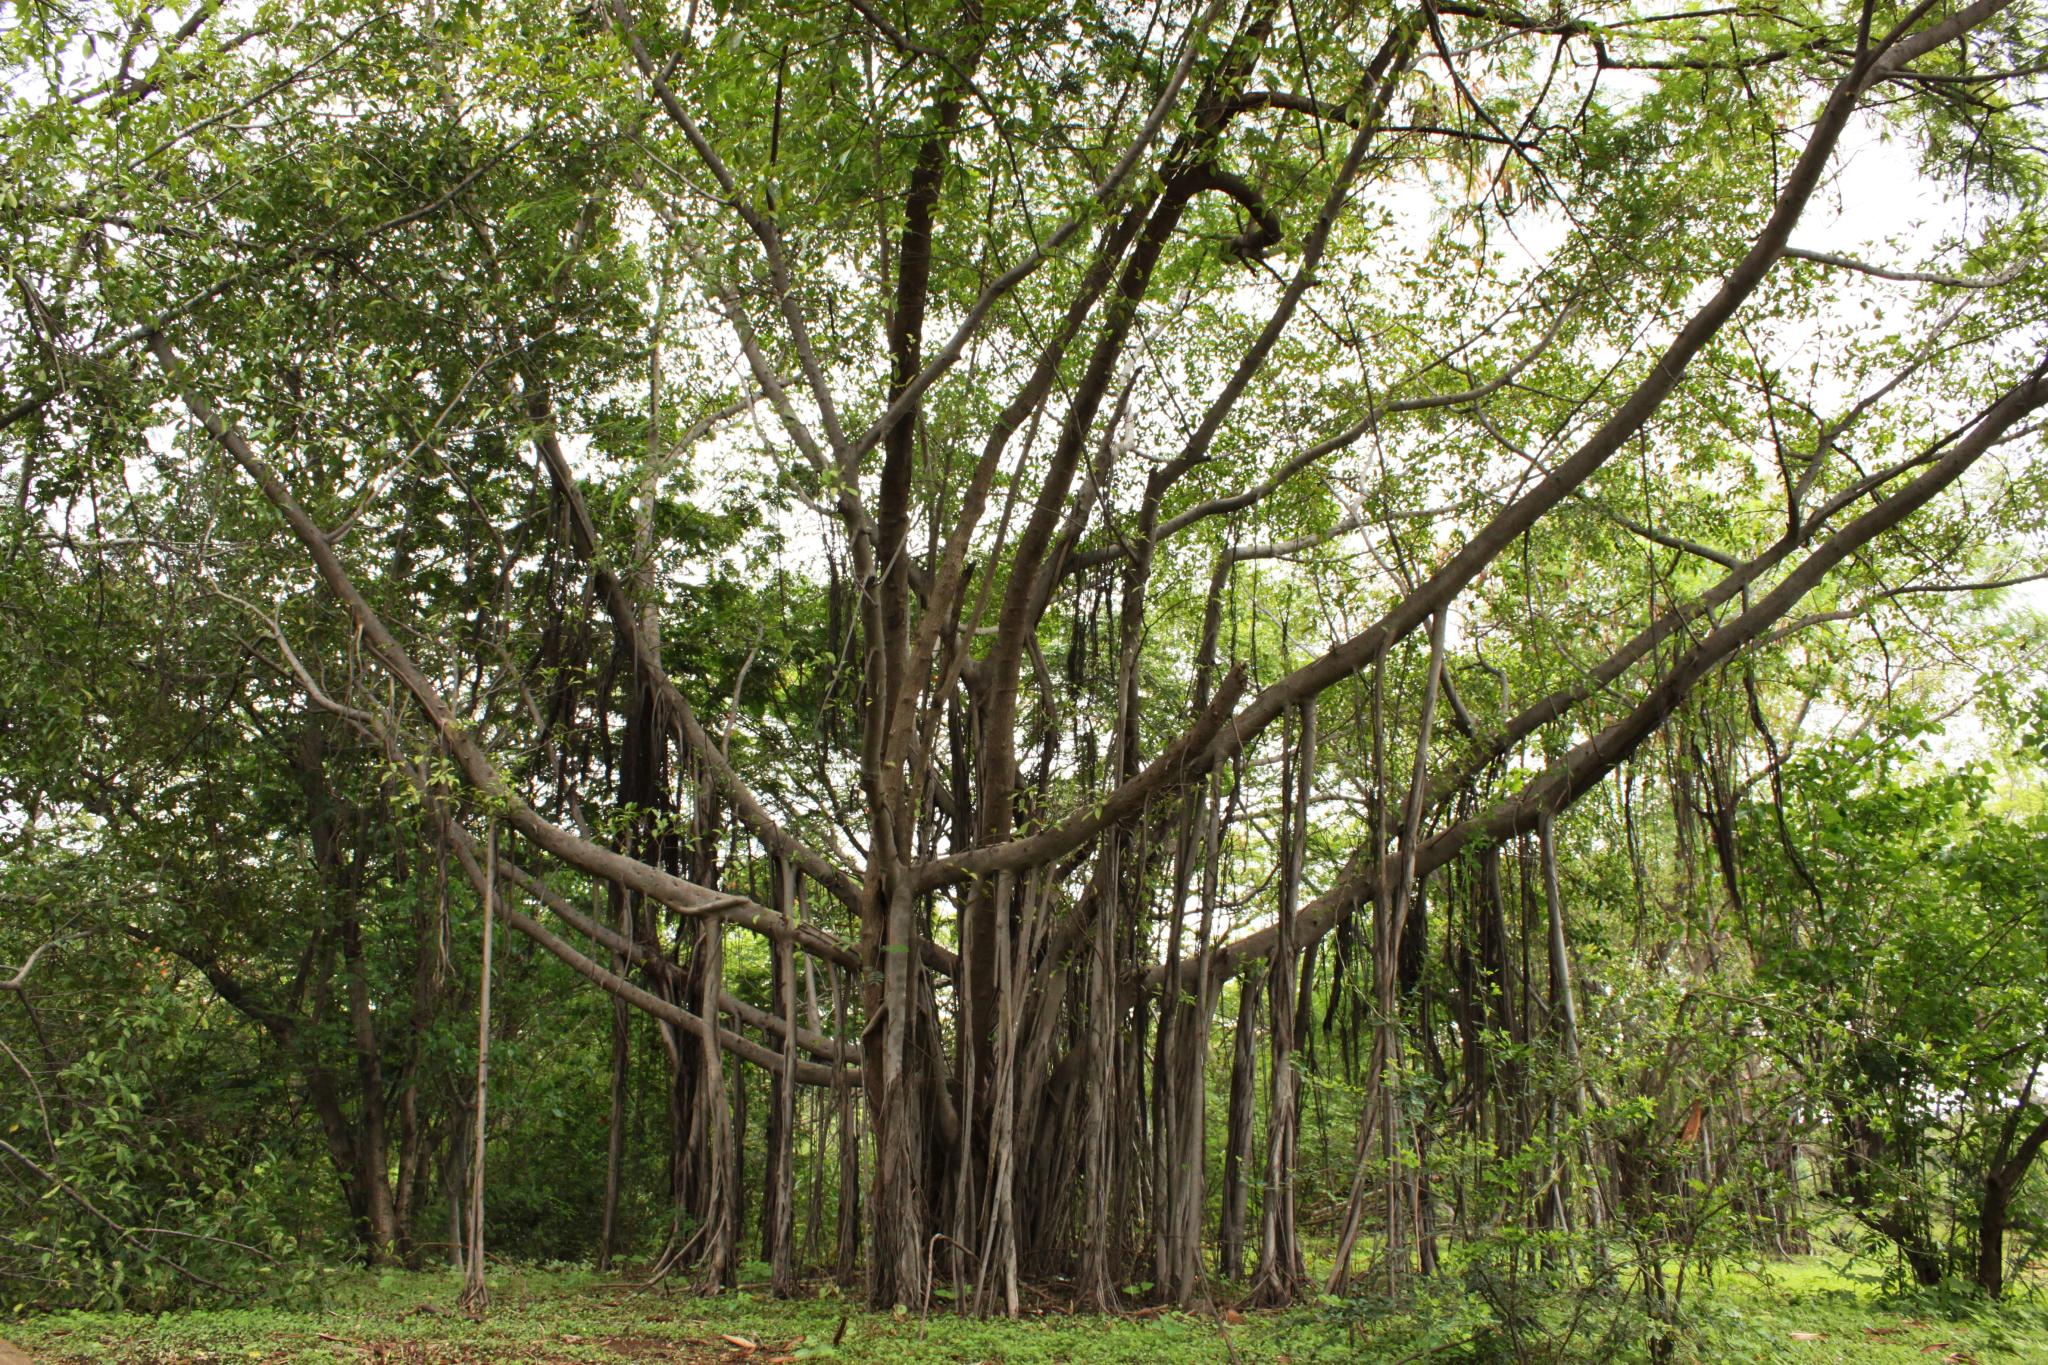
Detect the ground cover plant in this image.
<box><xmin>12</xmin><ymin>1258</ymin><xmax>2048</xmax><ymax>1364</ymax></box>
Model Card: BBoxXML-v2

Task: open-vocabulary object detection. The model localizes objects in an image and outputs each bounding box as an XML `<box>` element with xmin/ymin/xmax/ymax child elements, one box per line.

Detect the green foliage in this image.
<box><xmin>1744</xmin><ymin>727</ymin><xmax>2048</xmax><ymax>1292</ymax></box>
<box><xmin>0</xmin><ymin>957</ymin><xmax>310</xmax><ymax>1311</ymax></box>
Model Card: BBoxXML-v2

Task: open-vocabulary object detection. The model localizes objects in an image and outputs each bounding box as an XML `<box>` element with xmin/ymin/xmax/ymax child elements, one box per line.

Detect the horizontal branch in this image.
<box><xmin>440</xmin><ymin>805</ymin><xmax>857</xmax><ymax>1087</ymax></box>
<box><xmin>1785</xmin><ymin>245</ymin><xmax>2023</xmax><ymax>289</ymax></box>
<box><xmin>918</xmin><ymin>662</ymin><xmax>1249</xmax><ymax>888</ymax></box>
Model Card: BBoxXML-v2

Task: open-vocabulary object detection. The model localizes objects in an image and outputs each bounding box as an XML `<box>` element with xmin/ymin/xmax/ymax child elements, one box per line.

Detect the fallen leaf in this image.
<box><xmin>721</xmin><ymin>1333</ymin><xmax>760</xmax><ymax>1351</ymax></box>
<box><xmin>1789</xmin><ymin>1332</ymin><xmax>1826</xmax><ymax>1342</ymax></box>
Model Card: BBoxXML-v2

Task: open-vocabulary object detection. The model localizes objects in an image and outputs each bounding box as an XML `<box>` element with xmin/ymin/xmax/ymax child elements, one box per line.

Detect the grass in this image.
<box><xmin>1682</xmin><ymin>1258</ymin><xmax>2048</xmax><ymax>1364</ymax></box>
<box><xmin>7</xmin><ymin>1257</ymin><xmax>2046</xmax><ymax>1364</ymax></box>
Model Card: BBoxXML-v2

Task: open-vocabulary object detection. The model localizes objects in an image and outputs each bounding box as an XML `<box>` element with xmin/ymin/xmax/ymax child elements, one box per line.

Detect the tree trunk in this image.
<box><xmin>458</xmin><ymin>825</ymin><xmax>495</xmax><ymax>1317</ymax></box>
<box><xmin>1978</xmin><ymin>1109</ymin><xmax>2048</xmax><ymax>1297</ymax></box>
<box><xmin>764</xmin><ymin>860</ymin><xmax>800</xmax><ymax>1297</ymax></box>
<box><xmin>1219</xmin><ymin>969</ymin><xmax>1260</xmax><ymax>1283</ymax></box>
<box><xmin>1250</xmin><ymin>702</ymin><xmax>1315</xmax><ymax>1305</ymax></box>
<box><xmin>697</xmin><ymin>915</ymin><xmax>737</xmax><ymax>1289</ymax></box>
<box><xmin>833</xmin><ymin>963</ymin><xmax>863</xmax><ymax>1288</ymax></box>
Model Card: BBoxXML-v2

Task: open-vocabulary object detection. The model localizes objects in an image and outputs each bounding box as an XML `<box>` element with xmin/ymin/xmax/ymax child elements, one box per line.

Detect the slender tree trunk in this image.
<box><xmin>1539</xmin><ymin>810</ymin><xmax>1601</xmax><ymax>1233</ymax></box>
<box><xmin>765</xmin><ymin>859</ymin><xmax>800</xmax><ymax>1297</ymax></box>
<box><xmin>975</xmin><ymin>870</ymin><xmax>1028</xmax><ymax>1318</ymax></box>
<box><xmin>1252</xmin><ymin>700</ymin><xmax>1315</xmax><ymax>1306</ymax></box>
<box><xmin>443</xmin><ymin>1101</ymin><xmax>468</xmax><ymax>1271</ymax></box>
<box><xmin>732</xmin><ymin>1033</ymin><xmax>750</xmax><ymax>1264</ymax></box>
<box><xmin>1251</xmin><ymin>953</ymin><xmax>1302</xmax><ymax>1307</ymax></box>
<box><xmin>833</xmin><ymin>964</ymin><xmax>862</xmax><ymax>1288</ymax></box>
<box><xmin>458</xmin><ymin>826</ymin><xmax>495</xmax><ymax>1317</ymax></box>
<box><xmin>1079</xmin><ymin>830</ymin><xmax>1124</xmax><ymax>1310</ymax></box>
<box><xmin>1219</xmin><ymin>968</ymin><xmax>1260</xmax><ymax>1283</ymax></box>
<box><xmin>699</xmin><ymin>916</ymin><xmax>736</xmax><ymax>1289</ymax></box>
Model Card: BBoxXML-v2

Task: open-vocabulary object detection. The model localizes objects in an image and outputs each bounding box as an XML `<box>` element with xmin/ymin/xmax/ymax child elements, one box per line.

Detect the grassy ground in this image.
<box><xmin>8</xmin><ymin>1258</ymin><xmax>2046</xmax><ymax>1364</ymax></box>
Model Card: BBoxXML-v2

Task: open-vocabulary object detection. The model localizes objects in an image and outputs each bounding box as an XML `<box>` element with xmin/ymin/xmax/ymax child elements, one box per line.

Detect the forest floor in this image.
<box><xmin>8</xmin><ymin>1257</ymin><xmax>2047</xmax><ymax>1364</ymax></box>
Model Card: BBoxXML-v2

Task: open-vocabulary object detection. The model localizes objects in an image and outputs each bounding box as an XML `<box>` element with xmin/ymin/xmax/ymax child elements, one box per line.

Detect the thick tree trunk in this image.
<box><xmin>340</xmin><ymin>911</ymin><xmax>402</xmax><ymax>1266</ymax></box>
<box><xmin>1978</xmin><ymin>1109</ymin><xmax>2048</xmax><ymax>1297</ymax></box>
<box><xmin>294</xmin><ymin>726</ymin><xmax>405</xmax><ymax>1265</ymax></box>
<box><xmin>394</xmin><ymin>874</ymin><xmax>445</xmax><ymax>1268</ymax></box>
<box><xmin>1155</xmin><ymin>781</ymin><xmax>1219</xmax><ymax>1307</ymax></box>
<box><xmin>443</xmin><ymin>1100</ymin><xmax>468</xmax><ymax>1271</ymax></box>
<box><xmin>1978</xmin><ymin>1175</ymin><xmax>2011</xmax><ymax>1299</ymax></box>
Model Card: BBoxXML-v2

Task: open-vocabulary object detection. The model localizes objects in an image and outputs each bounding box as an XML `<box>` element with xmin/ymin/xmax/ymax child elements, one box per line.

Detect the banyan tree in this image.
<box><xmin>6</xmin><ymin>0</ymin><xmax>2047</xmax><ymax>1315</ymax></box>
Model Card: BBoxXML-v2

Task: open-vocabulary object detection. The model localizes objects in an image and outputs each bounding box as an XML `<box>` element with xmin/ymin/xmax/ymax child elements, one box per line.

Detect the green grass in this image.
<box><xmin>1684</xmin><ymin>1258</ymin><xmax>2048</xmax><ymax>1364</ymax></box>
<box><xmin>7</xmin><ymin>1258</ymin><xmax>2045</xmax><ymax>1363</ymax></box>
